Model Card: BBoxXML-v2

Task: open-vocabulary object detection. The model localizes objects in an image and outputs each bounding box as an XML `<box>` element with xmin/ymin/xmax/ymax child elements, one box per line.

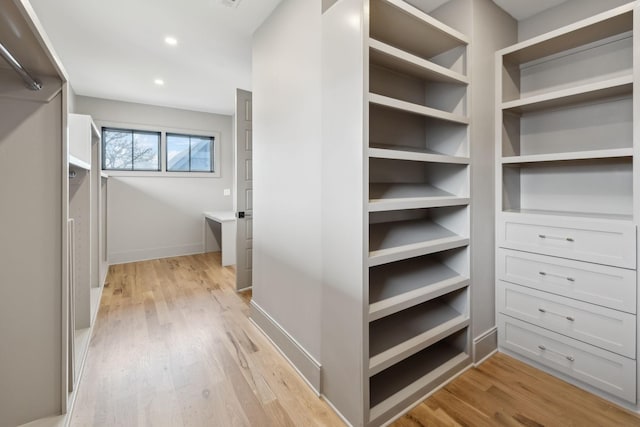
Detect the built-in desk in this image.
<box><xmin>204</xmin><ymin>211</ymin><xmax>236</xmax><ymax>266</ymax></box>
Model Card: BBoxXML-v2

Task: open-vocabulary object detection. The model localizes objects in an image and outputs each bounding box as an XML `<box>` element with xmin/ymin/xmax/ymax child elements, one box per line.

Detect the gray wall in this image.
<box><xmin>76</xmin><ymin>96</ymin><xmax>233</xmax><ymax>264</ymax></box>
<box><xmin>252</xmin><ymin>0</ymin><xmax>323</xmax><ymax>361</ymax></box>
<box><xmin>518</xmin><ymin>0</ymin><xmax>631</xmax><ymax>41</ymax></box>
<box><xmin>468</xmin><ymin>0</ymin><xmax>516</xmax><ymax>358</ymax></box>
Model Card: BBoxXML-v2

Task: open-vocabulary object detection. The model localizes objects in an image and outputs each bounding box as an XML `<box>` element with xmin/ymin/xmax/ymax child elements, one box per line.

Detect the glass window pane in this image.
<box><xmin>103</xmin><ymin>129</ymin><xmax>132</xmax><ymax>170</ymax></box>
<box><xmin>167</xmin><ymin>134</ymin><xmax>190</xmax><ymax>171</ymax></box>
<box><xmin>133</xmin><ymin>132</ymin><xmax>160</xmax><ymax>170</ymax></box>
<box><xmin>191</xmin><ymin>137</ymin><xmax>213</xmax><ymax>172</ymax></box>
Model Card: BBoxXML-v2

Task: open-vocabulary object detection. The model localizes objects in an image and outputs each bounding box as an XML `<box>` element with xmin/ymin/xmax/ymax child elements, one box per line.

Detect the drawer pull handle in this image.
<box><xmin>538</xmin><ymin>234</ymin><xmax>574</xmax><ymax>242</ymax></box>
<box><xmin>539</xmin><ymin>271</ymin><xmax>575</xmax><ymax>282</ymax></box>
<box><xmin>538</xmin><ymin>307</ymin><xmax>575</xmax><ymax>322</ymax></box>
<box><xmin>538</xmin><ymin>344</ymin><xmax>575</xmax><ymax>362</ymax></box>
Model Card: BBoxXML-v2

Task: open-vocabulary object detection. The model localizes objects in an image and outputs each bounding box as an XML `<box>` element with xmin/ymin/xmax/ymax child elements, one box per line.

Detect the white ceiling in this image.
<box><xmin>29</xmin><ymin>0</ymin><xmax>281</xmax><ymax>115</ymax></box>
<box><xmin>28</xmin><ymin>0</ymin><xmax>568</xmax><ymax>116</ymax></box>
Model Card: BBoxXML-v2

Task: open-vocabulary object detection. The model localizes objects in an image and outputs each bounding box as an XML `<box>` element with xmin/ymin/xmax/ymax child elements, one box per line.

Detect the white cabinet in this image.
<box><xmin>498</xmin><ymin>249</ymin><xmax>636</xmax><ymax>313</ymax></box>
<box><xmin>498</xmin><ymin>212</ymin><xmax>636</xmax><ymax>269</ymax></box>
<box><xmin>499</xmin><ymin>315</ymin><xmax>636</xmax><ymax>403</ymax></box>
<box><xmin>495</xmin><ymin>3</ymin><xmax>639</xmax><ymax>407</ymax></box>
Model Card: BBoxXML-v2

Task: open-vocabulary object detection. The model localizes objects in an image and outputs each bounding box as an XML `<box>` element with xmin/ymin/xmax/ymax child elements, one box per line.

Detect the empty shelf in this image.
<box><xmin>369</xmin><ymin>39</ymin><xmax>468</xmax><ymax>85</ymax></box>
<box><xmin>369</xmin><ymin>144</ymin><xmax>469</xmax><ymax>164</ymax></box>
<box><xmin>69</xmin><ymin>155</ymin><xmax>91</xmax><ymax>170</ymax></box>
<box><xmin>369</xmin><ymin>299</ymin><xmax>469</xmax><ymax>375</ymax></box>
<box><xmin>502</xmin><ymin>148</ymin><xmax>633</xmax><ymax>164</ymax></box>
<box><xmin>502</xmin><ymin>208</ymin><xmax>634</xmax><ymax>222</ymax></box>
<box><xmin>502</xmin><ymin>75</ymin><xmax>632</xmax><ymax>114</ymax></box>
<box><xmin>370</xmin><ymin>0</ymin><xmax>468</xmax><ymax>61</ymax></box>
<box><xmin>369</xmin><ymin>338</ymin><xmax>470</xmax><ymax>422</ymax></box>
<box><xmin>369</xmin><ymin>183</ymin><xmax>468</xmax><ymax>212</ymax></box>
<box><xmin>499</xmin><ymin>4</ymin><xmax>633</xmax><ymax>64</ymax></box>
<box><xmin>370</xmin><ymin>93</ymin><xmax>469</xmax><ymax>124</ymax></box>
<box><xmin>369</xmin><ymin>258</ymin><xmax>469</xmax><ymax>321</ymax></box>
<box><xmin>369</xmin><ymin>219</ymin><xmax>468</xmax><ymax>266</ymax></box>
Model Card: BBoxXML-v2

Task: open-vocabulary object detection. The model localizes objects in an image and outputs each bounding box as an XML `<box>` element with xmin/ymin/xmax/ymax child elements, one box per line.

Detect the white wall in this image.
<box><xmin>76</xmin><ymin>96</ymin><xmax>233</xmax><ymax>264</ymax></box>
<box><xmin>518</xmin><ymin>0</ymin><xmax>630</xmax><ymax>41</ymax></box>
<box><xmin>252</xmin><ymin>0</ymin><xmax>323</xmax><ymax>363</ymax></box>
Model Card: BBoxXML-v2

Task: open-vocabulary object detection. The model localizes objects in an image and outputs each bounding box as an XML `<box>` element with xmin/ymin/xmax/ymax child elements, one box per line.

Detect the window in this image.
<box><xmin>167</xmin><ymin>133</ymin><xmax>215</xmax><ymax>172</ymax></box>
<box><xmin>102</xmin><ymin>128</ymin><xmax>160</xmax><ymax>171</ymax></box>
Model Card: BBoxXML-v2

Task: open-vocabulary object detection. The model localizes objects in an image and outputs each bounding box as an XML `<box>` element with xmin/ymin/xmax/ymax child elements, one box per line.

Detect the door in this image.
<box><xmin>235</xmin><ymin>89</ymin><xmax>252</xmax><ymax>291</ymax></box>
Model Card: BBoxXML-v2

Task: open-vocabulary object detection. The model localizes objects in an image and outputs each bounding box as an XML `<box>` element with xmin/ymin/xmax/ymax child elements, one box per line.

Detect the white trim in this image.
<box><xmin>109</xmin><ymin>243</ymin><xmax>204</xmax><ymax>265</ymax></box>
<box><xmin>249</xmin><ymin>300</ymin><xmax>322</xmax><ymax>393</ymax></box>
<box><xmin>321</xmin><ymin>395</ymin><xmax>355</xmax><ymax>427</ymax></box>
<box><xmin>473</xmin><ymin>326</ymin><xmax>498</xmax><ymax>363</ymax></box>
<box><xmin>474</xmin><ymin>349</ymin><xmax>498</xmax><ymax>367</ymax></box>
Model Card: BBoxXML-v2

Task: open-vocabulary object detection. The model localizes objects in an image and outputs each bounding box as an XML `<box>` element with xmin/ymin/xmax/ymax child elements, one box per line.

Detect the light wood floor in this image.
<box><xmin>71</xmin><ymin>253</ymin><xmax>342</xmax><ymax>427</ymax></box>
<box><xmin>395</xmin><ymin>352</ymin><xmax>640</xmax><ymax>427</ymax></box>
<box><xmin>71</xmin><ymin>253</ymin><xmax>640</xmax><ymax>427</ymax></box>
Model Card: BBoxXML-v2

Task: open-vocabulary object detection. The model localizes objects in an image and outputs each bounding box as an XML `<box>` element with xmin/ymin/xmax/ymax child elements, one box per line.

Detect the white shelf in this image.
<box><xmin>369</xmin><ymin>39</ymin><xmax>468</xmax><ymax>85</ymax></box>
<box><xmin>369</xmin><ymin>299</ymin><xmax>469</xmax><ymax>375</ymax></box>
<box><xmin>369</xmin><ymin>183</ymin><xmax>468</xmax><ymax>212</ymax></box>
<box><xmin>69</xmin><ymin>155</ymin><xmax>91</xmax><ymax>170</ymax></box>
<box><xmin>370</xmin><ymin>93</ymin><xmax>469</xmax><ymax>124</ymax></box>
<box><xmin>370</xmin><ymin>0</ymin><xmax>468</xmax><ymax>61</ymax></box>
<box><xmin>502</xmin><ymin>208</ymin><xmax>634</xmax><ymax>222</ymax></box>
<box><xmin>501</xmin><ymin>75</ymin><xmax>632</xmax><ymax>114</ymax></box>
<box><xmin>369</xmin><ymin>219</ymin><xmax>469</xmax><ymax>267</ymax></box>
<box><xmin>501</xmin><ymin>148</ymin><xmax>633</xmax><ymax>164</ymax></box>
<box><xmin>369</xmin><ymin>258</ymin><xmax>469</xmax><ymax>321</ymax></box>
<box><xmin>100</xmin><ymin>172</ymin><xmax>109</xmax><ymax>179</ymax></box>
<box><xmin>369</xmin><ymin>144</ymin><xmax>469</xmax><ymax>164</ymax></box>
<box><xmin>369</xmin><ymin>340</ymin><xmax>470</xmax><ymax>422</ymax></box>
<box><xmin>499</xmin><ymin>3</ymin><xmax>634</xmax><ymax>64</ymax></box>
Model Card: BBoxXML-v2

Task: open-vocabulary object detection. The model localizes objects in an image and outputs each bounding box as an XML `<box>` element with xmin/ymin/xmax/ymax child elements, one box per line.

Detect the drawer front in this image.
<box><xmin>498</xmin><ymin>315</ymin><xmax>636</xmax><ymax>403</ymax></box>
<box><xmin>498</xmin><ymin>213</ymin><xmax>636</xmax><ymax>268</ymax></box>
<box><xmin>498</xmin><ymin>249</ymin><xmax>636</xmax><ymax>313</ymax></box>
<box><xmin>497</xmin><ymin>282</ymin><xmax>636</xmax><ymax>358</ymax></box>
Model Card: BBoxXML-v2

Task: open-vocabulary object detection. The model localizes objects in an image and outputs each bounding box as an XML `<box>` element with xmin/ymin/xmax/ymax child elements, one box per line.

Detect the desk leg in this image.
<box><xmin>221</xmin><ymin>221</ymin><xmax>237</xmax><ymax>266</ymax></box>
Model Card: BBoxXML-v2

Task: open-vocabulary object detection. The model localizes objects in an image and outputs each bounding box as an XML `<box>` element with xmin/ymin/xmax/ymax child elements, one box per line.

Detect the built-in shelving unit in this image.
<box><xmin>495</xmin><ymin>2</ymin><xmax>639</xmax><ymax>408</ymax></box>
<box><xmin>67</xmin><ymin>113</ymin><xmax>106</xmax><ymax>413</ymax></box>
<box><xmin>0</xmin><ymin>1</ymin><xmax>71</xmax><ymax>424</ymax></box>
<box><xmin>323</xmin><ymin>0</ymin><xmax>471</xmax><ymax>425</ymax></box>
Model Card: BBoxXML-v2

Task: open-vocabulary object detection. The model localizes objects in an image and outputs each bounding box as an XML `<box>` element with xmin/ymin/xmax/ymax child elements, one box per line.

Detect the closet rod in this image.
<box><xmin>0</xmin><ymin>41</ymin><xmax>42</xmax><ymax>91</ymax></box>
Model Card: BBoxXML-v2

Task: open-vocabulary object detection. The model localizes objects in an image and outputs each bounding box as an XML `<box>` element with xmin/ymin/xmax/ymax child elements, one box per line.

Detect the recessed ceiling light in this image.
<box><xmin>221</xmin><ymin>0</ymin><xmax>242</xmax><ymax>8</ymax></box>
<box><xmin>164</xmin><ymin>36</ymin><xmax>178</xmax><ymax>46</ymax></box>
<box><xmin>154</xmin><ymin>79</ymin><xmax>165</xmax><ymax>86</ymax></box>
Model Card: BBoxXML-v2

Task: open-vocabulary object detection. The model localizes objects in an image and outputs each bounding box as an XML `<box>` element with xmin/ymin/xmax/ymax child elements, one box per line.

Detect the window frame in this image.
<box><xmin>97</xmin><ymin>120</ymin><xmax>221</xmax><ymax>178</ymax></box>
<box><xmin>101</xmin><ymin>127</ymin><xmax>161</xmax><ymax>172</ymax></box>
<box><xmin>166</xmin><ymin>132</ymin><xmax>216</xmax><ymax>173</ymax></box>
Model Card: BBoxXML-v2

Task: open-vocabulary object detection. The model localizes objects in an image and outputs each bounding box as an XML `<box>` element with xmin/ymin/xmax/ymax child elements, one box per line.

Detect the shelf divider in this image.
<box><xmin>501</xmin><ymin>75</ymin><xmax>632</xmax><ymax>114</ymax></box>
<box><xmin>502</xmin><ymin>148</ymin><xmax>634</xmax><ymax>164</ymax></box>
<box><xmin>369</xmin><ymin>38</ymin><xmax>468</xmax><ymax>85</ymax></box>
<box><xmin>369</xmin><ymin>145</ymin><xmax>469</xmax><ymax>164</ymax></box>
<box><xmin>370</xmin><ymin>93</ymin><xmax>469</xmax><ymax>124</ymax></box>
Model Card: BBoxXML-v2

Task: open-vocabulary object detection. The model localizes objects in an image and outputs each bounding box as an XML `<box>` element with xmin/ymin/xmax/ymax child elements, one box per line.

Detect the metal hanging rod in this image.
<box><xmin>0</xmin><ymin>41</ymin><xmax>42</xmax><ymax>91</ymax></box>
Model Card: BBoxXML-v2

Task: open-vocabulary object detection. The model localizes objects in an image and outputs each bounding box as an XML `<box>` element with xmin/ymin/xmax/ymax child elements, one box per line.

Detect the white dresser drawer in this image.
<box><xmin>497</xmin><ymin>213</ymin><xmax>636</xmax><ymax>268</ymax></box>
<box><xmin>498</xmin><ymin>315</ymin><xmax>636</xmax><ymax>403</ymax></box>
<box><xmin>497</xmin><ymin>282</ymin><xmax>636</xmax><ymax>358</ymax></box>
<box><xmin>498</xmin><ymin>249</ymin><xmax>636</xmax><ymax>313</ymax></box>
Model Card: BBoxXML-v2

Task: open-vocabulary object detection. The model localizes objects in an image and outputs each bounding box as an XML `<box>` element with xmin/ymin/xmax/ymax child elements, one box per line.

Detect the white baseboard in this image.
<box><xmin>108</xmin><ymin>243</ymin><xmax>204</xmax><ymax>265</ymax></box>
<box><xmin>250</xmin><ymin>301</ymin><xmax>321</xmax><ymax>393</ymax></box>
<box><xmin>473</xmin><ymin>327</ymin><xmax>498</xmax><ymax>363</ymax></box>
